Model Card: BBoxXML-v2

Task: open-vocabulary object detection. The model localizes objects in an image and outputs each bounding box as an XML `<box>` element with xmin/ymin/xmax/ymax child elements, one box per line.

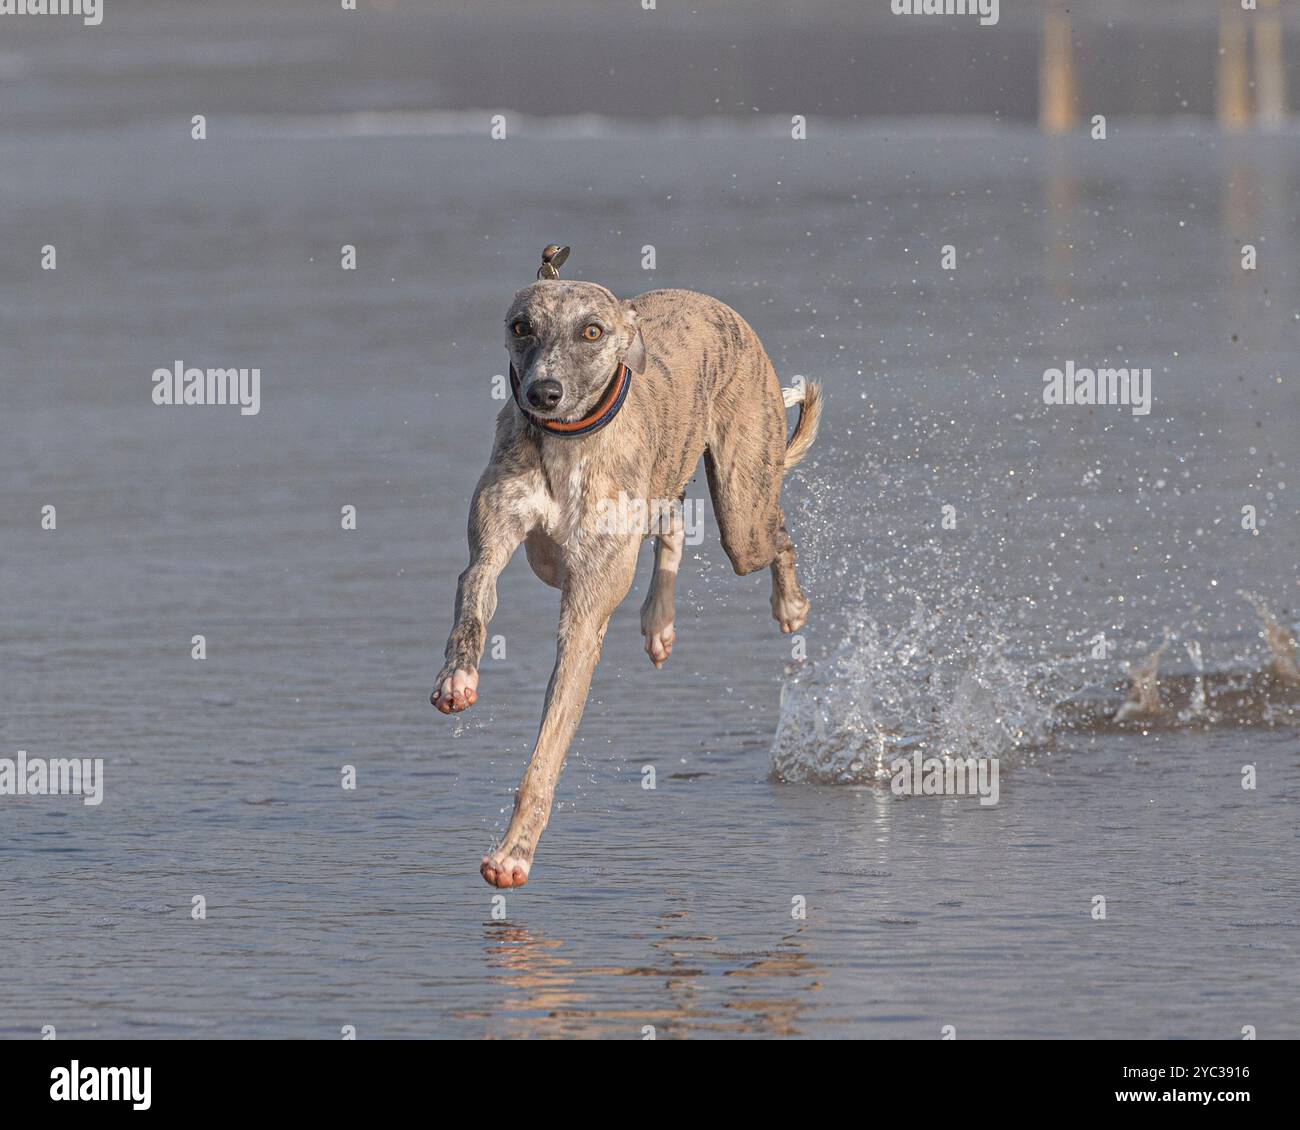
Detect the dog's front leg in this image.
<box><xmin>431</xmin><ymin>476</ymin><xmax>527</xmax><ymax>714</ymax></box>
<box><xmin>481</xmin><ymin>539</ymin><xmax>639</xmax><ymax>888</ymax></box>
<box><xmin>640</xmin><ymin>510</ymin><xmax>684</xmax><ymax>668</ymax></box>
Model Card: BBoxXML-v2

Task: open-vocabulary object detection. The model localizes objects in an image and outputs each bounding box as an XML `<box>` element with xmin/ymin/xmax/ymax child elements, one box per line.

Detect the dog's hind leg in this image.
<box><xmin>769</xmin><ymin>508</ymin><xmax>810</xmax><ymax>634</ymax></box>
<box><xmin>640</xmin><ymin>508</ymin><xmax>684</xmax><ymax>668</ymax></box>
<box><xmin>704</xmin><ymin>360</ymin><xmax>817</xmax><ymax>632</ymax></box>
<box><xmin>481</xmin><ymin>538</ymin><xmax>640</xmax><ymax>888</ymax></box>
<box><xmin>705</xmin><ymin>445</ymin><xmax>810</xmax><ymax>633</ymax></box>
<box><xmin>705</xmin><ymin>447</ymin><xmax>812</xmax><ymax>633</ymax></box>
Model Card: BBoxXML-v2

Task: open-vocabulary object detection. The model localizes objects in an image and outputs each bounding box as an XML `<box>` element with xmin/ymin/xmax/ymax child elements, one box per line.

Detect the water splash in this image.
<box><xmin>1113</xmin><ymin>629</ymin><xmax>1171</xmax><ymax>723</ymax></box>
<box><xmin>771</xmin><ymin>597</ymin><xmax>1054</xmax><ymax>784</ymax></box>
<box><xmin>772</xmin><ymin>593</ymin><xmax>1299</xmax><ymax>784</ymax></box>
<box><xmin>1182</xmin><ymin>639</ymin><xmax>1207</xmax><ymax>723</ymax></box>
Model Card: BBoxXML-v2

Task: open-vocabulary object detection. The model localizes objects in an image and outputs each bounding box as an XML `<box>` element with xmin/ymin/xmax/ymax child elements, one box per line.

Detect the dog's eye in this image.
<box><xmin>581</xmin><ymin>324</ymin><xmax>603</xmax><ymax>342</ymax></box>
<box><xmin>511</xmin><ymin>319</ymin><xmax>531</xmax><ymax>338</ymax></box>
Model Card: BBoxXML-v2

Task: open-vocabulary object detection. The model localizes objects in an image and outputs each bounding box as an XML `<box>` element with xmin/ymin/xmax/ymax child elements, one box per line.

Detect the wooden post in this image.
<box><xmin>1218</xmin><ymin>0</ymin><xmax>1252</xmax><ymax>130</ymax></box>
<box><xmin>1254</xmin><ymin>0</ymin><xmax>1287</xmax><ymax>129</ymax></box>
<box><xmin>1039</xmin><ymin>0</ymin><xmax>1077</xmax><ymax>134</ymax></box>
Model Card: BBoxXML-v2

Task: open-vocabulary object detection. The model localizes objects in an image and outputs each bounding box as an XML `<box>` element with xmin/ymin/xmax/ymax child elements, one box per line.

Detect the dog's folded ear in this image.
<box><xmin>626</xmin><ymin>326</ymin><xmax>647</xmax><ymax>374</ymax></box>
<box><xmin>623</xmin><ymin>302</ymin><xmax>647</xmax><ymax>373</ymax></box>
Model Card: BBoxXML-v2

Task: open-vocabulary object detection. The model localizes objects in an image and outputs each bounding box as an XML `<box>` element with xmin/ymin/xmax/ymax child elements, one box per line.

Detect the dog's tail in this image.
<box><xmin>781</xmin><ymin>379</ymin><xmax>822</xmax><ymax>470</ymax></box>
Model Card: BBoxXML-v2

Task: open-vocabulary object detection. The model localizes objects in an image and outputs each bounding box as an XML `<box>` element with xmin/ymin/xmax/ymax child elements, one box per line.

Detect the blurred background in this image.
<box><xmin>1</xmin><ymin>0</ymin><xmax>1298</xmax><ymax>135</ymax></box>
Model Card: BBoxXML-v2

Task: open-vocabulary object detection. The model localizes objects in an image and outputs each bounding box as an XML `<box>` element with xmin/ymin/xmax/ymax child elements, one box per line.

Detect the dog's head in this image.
<box><xmin>504</xmin><ymin>280</ymin><xmax>646</xmax><ymax>421</ymax></box>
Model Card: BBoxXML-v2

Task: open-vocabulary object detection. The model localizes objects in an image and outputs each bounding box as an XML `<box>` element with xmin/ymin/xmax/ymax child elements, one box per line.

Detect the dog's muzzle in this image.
<box><xmin>509</xmin><ymin>361</ymin><xmax>633</xmax><ymax>438</ymax></box>
<box><xmin>524</xmin><ymin>379</ymin><xmax>563</xmax><ymax>410</ymax></box>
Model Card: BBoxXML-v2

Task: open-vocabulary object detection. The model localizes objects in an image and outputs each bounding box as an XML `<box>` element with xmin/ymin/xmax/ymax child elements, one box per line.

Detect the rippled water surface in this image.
<box><xmin>2</xmin><ymin>119</ymin><xmax>1297</xmax><ymax>1037</ymax></box>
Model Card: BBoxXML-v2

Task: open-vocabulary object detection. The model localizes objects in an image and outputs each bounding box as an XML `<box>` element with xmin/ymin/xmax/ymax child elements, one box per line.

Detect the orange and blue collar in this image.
<box><xmin>509</xmin><ymin>362</ymin><xmax>632</xmax><ymax>437</ymax></box>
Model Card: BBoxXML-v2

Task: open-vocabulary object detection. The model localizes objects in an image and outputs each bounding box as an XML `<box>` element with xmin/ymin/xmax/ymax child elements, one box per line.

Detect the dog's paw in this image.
<box><xmin>772</xmin><ymin>593</ymin><xmax>810</xmax><ymax>634</ymax></box>
<box><xmin>481</xmin><ymin>851</ymin><xmax>531</xmax><ymax>889</ymax></box>
<box><xmin>431</xmin><ymin>667</ymin><xmax>478</xmax><ymax>714</ymax></box>
<box><xmin>644</xmin><ymin>622</ymin><xmax>676</xmax><ymax>669</ymax></box>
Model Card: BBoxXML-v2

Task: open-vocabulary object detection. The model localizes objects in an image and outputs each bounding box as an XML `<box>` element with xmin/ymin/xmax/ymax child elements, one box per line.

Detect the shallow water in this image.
<box><xmin>1</xmin><ymin>117</ymin><xmax>1297</xmax><ymax>1037</ymax></box>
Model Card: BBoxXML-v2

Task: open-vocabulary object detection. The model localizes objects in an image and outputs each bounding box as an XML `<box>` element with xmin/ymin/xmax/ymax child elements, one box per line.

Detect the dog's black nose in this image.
<box><xmin>526</xmin><ymin>379</ymin><xmax>563</xmax><ymax>409</ymax></box>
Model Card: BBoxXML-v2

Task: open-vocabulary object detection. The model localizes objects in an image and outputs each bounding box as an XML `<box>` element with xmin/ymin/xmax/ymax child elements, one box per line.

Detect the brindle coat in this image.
<box><xmin>432</xmin><ymin>280</ymin><xmax>821</xmax><ymax>887</ymax></box>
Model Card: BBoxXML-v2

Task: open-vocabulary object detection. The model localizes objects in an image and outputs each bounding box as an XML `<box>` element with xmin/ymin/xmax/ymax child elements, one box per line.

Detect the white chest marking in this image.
<box><xmin>517</xmin><ymin>451</ymin><xmax>588</xmax><ymax>546</ymax></box>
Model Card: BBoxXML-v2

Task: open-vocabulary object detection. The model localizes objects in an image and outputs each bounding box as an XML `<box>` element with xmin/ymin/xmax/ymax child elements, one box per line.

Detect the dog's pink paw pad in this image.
<box><xmin>644</xmin><ymin>623</ymin><xmax>676</xmax><ymax>668</ymax></box>
<box><xmin>481</xmin><ymin>855</ymin><xmax>530</xmax><ymax>889</ymax></box>
<box><xmin>772</xmin><ymin>596</ymin><xmax>810</xmax><ymax>634</ymax></box>
<box><xmin>431</xmin><ymin>668</ymin><xmax>479</xmax><ymax>714</ymax></box>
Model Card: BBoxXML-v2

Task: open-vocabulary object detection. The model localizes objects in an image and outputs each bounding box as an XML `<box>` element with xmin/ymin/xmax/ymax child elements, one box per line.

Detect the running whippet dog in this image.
<box><xmin>432</xmin><ymin>246</ymin><xmax>821</xmax><ymax>888</ymax></box>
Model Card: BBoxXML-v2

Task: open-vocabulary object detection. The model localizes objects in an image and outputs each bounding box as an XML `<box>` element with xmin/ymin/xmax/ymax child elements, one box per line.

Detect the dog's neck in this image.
<box><xmin>509</xmin><ymin>362</ymin><xmax>632</xmax><ymax>438</ymax></box>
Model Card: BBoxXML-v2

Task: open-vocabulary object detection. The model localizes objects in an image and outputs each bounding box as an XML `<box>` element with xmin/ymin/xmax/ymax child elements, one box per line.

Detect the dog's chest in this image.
<box><xmin>525</xmin><ymin>448</ymin><xmax>589</xmax><ymax>545</ymax></box>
